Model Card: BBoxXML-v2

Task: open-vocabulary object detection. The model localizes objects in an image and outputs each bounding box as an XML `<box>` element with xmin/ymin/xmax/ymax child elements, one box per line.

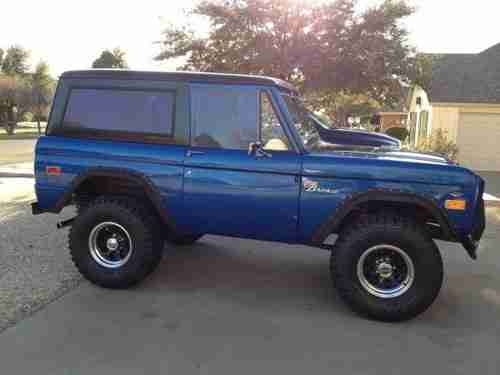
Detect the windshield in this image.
<box><xmin>281</xmin><ymin>94</ymin><xmax>322</xmax><ymax>151</ymax></box>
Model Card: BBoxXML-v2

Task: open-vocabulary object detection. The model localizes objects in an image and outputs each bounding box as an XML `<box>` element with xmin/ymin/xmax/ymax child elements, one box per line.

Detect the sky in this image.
<box><xmin>1</xmin><ymin>0</ymin><xmax>499</xmax><ymax>77</ymax></box>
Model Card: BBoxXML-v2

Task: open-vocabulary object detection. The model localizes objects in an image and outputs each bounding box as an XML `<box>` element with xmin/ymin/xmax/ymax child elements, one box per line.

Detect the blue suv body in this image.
<box><xmin>32</xmin><ymin>70</ymin><xmax>485</xmax><ymax>321</ymax></box>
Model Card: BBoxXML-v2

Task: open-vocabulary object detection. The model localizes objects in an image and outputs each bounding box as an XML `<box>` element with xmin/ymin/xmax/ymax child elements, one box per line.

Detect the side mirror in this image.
<box><xmin>248</xmin><ymin>141</ymin><xmax>272</xmax><ymax>158</ymax></box>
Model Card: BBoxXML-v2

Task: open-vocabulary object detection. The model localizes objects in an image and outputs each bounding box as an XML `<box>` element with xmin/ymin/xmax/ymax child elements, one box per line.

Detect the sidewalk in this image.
<box><xmin>0</xmin><ymin>162</ymin><xmax>34</xmax><ymax>178</ymax></box>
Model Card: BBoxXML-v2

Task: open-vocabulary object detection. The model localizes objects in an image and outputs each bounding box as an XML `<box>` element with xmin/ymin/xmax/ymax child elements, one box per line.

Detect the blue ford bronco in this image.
<box><xmin>32</xmin><ymin>70</ymin><xmax>485</xmax><ymax>321</ymax></box>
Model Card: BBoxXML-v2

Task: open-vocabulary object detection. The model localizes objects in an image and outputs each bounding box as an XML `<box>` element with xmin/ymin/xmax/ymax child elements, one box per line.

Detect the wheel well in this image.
<box><xmin>74</xmin><ymin>175</ymin><xmax>147</xmax><ymax>200</ymax></box>
<box><xmin>72</xmin><ymin>174</ymin><xmax>171</xmax><ymax>229</ymax></box>
<box><xmin>337</xmin><ymin>201</ymin><xmax>447</xmax><ymax>240</ymax></box>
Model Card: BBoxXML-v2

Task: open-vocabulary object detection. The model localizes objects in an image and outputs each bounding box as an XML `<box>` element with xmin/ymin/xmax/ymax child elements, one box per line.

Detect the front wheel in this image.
<box><xmin>332</xmin><ymin>212</ymin><xmax>443</xmax><ymax>322</ymax></box>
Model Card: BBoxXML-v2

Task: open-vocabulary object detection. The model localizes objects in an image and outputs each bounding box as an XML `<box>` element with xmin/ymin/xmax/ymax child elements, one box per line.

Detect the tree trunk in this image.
<box><xmin>6</xmin><ymin>107</ymin><xmax>16</xmax><ymax>135</ymax></box>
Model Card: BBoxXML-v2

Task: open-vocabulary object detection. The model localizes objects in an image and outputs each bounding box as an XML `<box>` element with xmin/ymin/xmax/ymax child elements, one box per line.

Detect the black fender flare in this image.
<box><xmin>310</xmin><ymin>189</ymin><xmax>457</xmax><ymax>245</ymax></box>
<box><xmin>53</xmin><ymin>167</ymin><xmax>177</xmax><ymax>230</ymax></box>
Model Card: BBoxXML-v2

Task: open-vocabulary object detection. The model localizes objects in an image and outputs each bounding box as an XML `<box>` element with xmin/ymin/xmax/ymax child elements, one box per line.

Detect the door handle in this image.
<box><xmin>186</xmin><ymin>150</ymin><xmax>205</xmax><ymax>157</ymax></box>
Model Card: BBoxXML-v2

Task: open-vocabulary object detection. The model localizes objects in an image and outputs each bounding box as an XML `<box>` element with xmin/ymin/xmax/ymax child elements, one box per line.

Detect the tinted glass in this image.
<box><xmin>260</xmin><ymin>92</ymin><xmax>289</xmax><ymax>151</ymax></box>
<box><xmin>282</xmin><ymin>94</ymin><xmax>320</xmax><ymax>150</ymax></box>
<box><xmin>63</xmin><ymin>89</ymin><xmax>175</xmax><ymax>135</ymax></box>
<box><xmin>191</xmin><ymin>85</ymin><xmax>258</xmax><ymax>149</ymax></box>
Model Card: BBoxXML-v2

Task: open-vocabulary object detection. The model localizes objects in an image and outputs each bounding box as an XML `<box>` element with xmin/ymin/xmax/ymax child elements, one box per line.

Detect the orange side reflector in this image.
<box><xmin>46</xmin><ymin>166</ymin><xmax>62</xmax><ymax>176</ymax></box>
<box><xmin>445</xmin><ymin>199</ymin><xmax>466</xmax><ymax>211</ymax></box>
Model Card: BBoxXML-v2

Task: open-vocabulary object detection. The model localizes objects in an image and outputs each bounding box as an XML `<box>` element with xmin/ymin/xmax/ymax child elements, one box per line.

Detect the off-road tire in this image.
<box><xmin>166</xmin><ymin>233</ymin><xmax>203</xmax><ymax>246</ymax></box>
<box><xmin>331</xmin><ymin>212</ymin><xmax>443</xmax><ymax>322</ymax></box>
<box><xmin>69</xmin><ymin>195</ymin><xmax>163</xmax><ymax>289</ymax></box>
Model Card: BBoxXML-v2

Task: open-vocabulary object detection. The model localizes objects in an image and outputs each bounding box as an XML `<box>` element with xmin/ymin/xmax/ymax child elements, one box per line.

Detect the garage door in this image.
<box><xmin>457</xmin><ymin>113</ymin><xmax>500</xmax><ymax>171</ymax></box>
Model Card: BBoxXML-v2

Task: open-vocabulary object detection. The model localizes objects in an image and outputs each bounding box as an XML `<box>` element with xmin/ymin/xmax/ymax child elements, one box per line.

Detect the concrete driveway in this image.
<box><xmin>1</xmin><ymin>142</ymin><xmax>500</xmax><ymax>374</ymax></box>
<box><xmin>1</xmin><ymin>202</ymin><xmax>500</xmax><ymax>374</ymax></box>
<box><xmin>480</xmin><ymin>171</ymin><xmax>500</xmax><ymax>198</ymax></box>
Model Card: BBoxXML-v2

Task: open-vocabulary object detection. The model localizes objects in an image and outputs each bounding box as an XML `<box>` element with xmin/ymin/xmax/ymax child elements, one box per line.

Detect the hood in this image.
<box><xmin>314</xmin><ymin>123</ymin><xmax>401</xmax><ymax>149</ymax></box>
<box><xmin>380</xmin><ymin>151</ymin><xmax>452</xmax><ymax>164</ymax></box>
<box><xmin>313</xmin><ymin>146</ymin><xmax>453</xmax><ymax>166</ymax></box>
<box><xmin>305</xmin><ymin>148</ymin><xmax>470</xmax><ymax>186</ymax></box>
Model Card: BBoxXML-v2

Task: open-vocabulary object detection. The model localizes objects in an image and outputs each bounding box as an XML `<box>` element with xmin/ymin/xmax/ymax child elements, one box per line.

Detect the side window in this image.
<box><xmin>191</xmin><ymin>85</ymin><xmax>258</xmax><ymax>149</ymax></box>
<box><xmin>63</xmin><ymin>88</ymin><xmax>175</xmax><ymax>136</ymax></box>
<box><xmin>260</xmin><ymin>91</ymin><xmax>290</xmax><ymax>151</ymax></box>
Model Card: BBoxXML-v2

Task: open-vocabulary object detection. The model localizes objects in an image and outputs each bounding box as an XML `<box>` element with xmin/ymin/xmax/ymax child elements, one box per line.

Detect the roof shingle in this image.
<box><xmin>428</xmin><ymin>43</ymin><xmax>500</xmax><ymax>104</ymax></box>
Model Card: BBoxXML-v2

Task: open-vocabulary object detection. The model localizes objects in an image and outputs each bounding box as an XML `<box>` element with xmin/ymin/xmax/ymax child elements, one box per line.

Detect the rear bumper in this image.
<box><xmin>31</xmin><ymin>201</ymin><xmax>59</xmax><ymax>215</ymax></box>
<box><xmin>31</xmin><ymin>202</ymin><xmax>44</xmax><ymax>215</ymax></box>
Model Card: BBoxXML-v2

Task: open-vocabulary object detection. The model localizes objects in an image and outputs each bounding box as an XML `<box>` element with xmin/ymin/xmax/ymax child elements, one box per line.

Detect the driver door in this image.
<box><xmin>180</xmin><ymin>85</ymin><xmax>301</xmax><ymax>242</ymax></box>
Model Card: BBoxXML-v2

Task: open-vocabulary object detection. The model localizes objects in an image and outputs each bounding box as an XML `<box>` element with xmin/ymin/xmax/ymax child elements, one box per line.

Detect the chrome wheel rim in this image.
<box><xmin>89</xmin><ymin>222</ymin><xmax>133</xmax><ymax>268</ymax></box>
<box><xmin>357</xmin><ymin>244</ymin><xmax>414</xmax><ymax>299</ymax></box>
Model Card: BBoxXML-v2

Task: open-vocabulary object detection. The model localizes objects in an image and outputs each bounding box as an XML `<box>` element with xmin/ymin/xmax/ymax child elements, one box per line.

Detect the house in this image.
<box><xmin>406</xmin><ymin>43</ymin><xmax>500</xmax><ymax>171</ymax></box>
<box><xmin>378</xmin><ymin>85</ymin><xmax>410</xmax><ymax>132</ymax></box>
<box><xmin>378</xmin><ymin>109</ymin><xmax>407</xmax><ymax>132</ymax></box>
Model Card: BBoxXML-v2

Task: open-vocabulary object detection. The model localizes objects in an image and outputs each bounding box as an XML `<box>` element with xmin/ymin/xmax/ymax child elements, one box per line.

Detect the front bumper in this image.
<box><xmin>461</xmin><ymin>235</ymin><xmax>480</xmax><ymax>260</ymax></box>
<box><xmin>462</xmin><ymin>180</ymin><xmax>486</xmax><ymax>259</ymax></box>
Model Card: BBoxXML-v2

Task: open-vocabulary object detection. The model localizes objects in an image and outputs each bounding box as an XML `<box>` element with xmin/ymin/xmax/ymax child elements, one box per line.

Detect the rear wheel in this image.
<box><xmin>69</xmin><ymin>196</ymin><xmax>163</xmax><ymax>289</ymax></box>
<box><xmin>331</xmin><ymin>212</ymin><xmax>443</xmax><ymax>322</ymax></box>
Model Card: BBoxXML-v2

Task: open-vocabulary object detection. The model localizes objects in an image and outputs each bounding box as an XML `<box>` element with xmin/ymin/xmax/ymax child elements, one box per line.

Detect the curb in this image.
<box><xmin>0</xmin><ymin>173</ymin><xmax>34</xmax><ymax>178</ymax></box>
<box><xmin>484</xmin><ymin>193</ymin><xmax>500</xmax><ymax>208</ymax></box>
<box><xmin>485</xmin><ymin>200</ymin><xmax>500</xmax><ymax>208</ymax></box>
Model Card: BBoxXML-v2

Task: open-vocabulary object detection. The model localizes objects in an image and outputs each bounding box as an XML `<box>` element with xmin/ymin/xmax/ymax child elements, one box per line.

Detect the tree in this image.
<box><xmin>156</xmin><ymin>0</ymin><xmax>316</xmax><ymax>81</ymax></box>
<box><xmin>307</xmin><ymin>90</ymin><xmax>381</xmax><ymax>126</ymax></box>
<box><xmin>407</xmin><ymin>53</ymin><xmax>440</xmax><ymax>92</ymax></box>
<box><xmin>1</xmin><ymin>45</ymin><xmax>30</xmax><ymax>76</ymax></box>
<box><xmin>309</xmin><ymin>0</ymin><xmax>414</xmax><ymax>106</ymax></box>
<box><xmin>0</xmin><ymin>48</ymin><xmax>4</xmax><ymax>68</ymax></box>
<box><xmin>156</xmin><ymin>0</ymin><xmax>414</xmax><ymax>111</ymax></box>
<box><xmin>92</xmin><ymin>48</ymin><xmax>129</xmax><ymax>69</ymax></box>
<box><xmin>30</xmin><ymin>61</ymin><xmax>55</xmax><ymax>134</ymax></box>
<box><xmin>0</xmin><ymin>75</ymin><xmax>31</xmax><ymax>134</ymax></box>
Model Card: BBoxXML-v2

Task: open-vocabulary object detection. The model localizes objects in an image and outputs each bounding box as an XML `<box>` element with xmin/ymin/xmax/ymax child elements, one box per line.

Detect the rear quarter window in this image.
<box><xmin>63</xmin><ymin>88</ymin><xmax>175</xmax><ymax>136</ymax></box>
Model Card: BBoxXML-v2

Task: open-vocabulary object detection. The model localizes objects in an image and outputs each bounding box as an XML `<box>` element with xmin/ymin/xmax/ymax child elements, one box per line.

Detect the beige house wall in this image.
<box><xmin>406</xmin><ymin>84</ymin><xmax>500</xmax><ymax>170</ymax></box>
<box><xmin>430</xmin><ymin>103</ymin><xmax>500</xmax><ymax>142</ymax></box>
<box><xmin>430</xmin><ymin>106</ymin><xmax>460</xmax><ymax>142</ymax></box>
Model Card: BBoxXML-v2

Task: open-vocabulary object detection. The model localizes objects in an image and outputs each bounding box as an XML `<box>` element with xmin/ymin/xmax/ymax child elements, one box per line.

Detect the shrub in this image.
<box><xmin>20</xmin><ymin>111</ymin><xmax>33</xmax><ymax>122</ymax></box>
<box><xmin>3</xmin><ymin>122</ymin><xmax>16</xmax><ymax>135</ymax></box>
<box><xmin>414</xmin><ymin>129</ymin><xmax>459</xmax><ymax>161</ymax></box>
<box><xmin>385</xmin><ymin>126</ymin><xmax>409</xmax><ymax>141</ymax></box>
